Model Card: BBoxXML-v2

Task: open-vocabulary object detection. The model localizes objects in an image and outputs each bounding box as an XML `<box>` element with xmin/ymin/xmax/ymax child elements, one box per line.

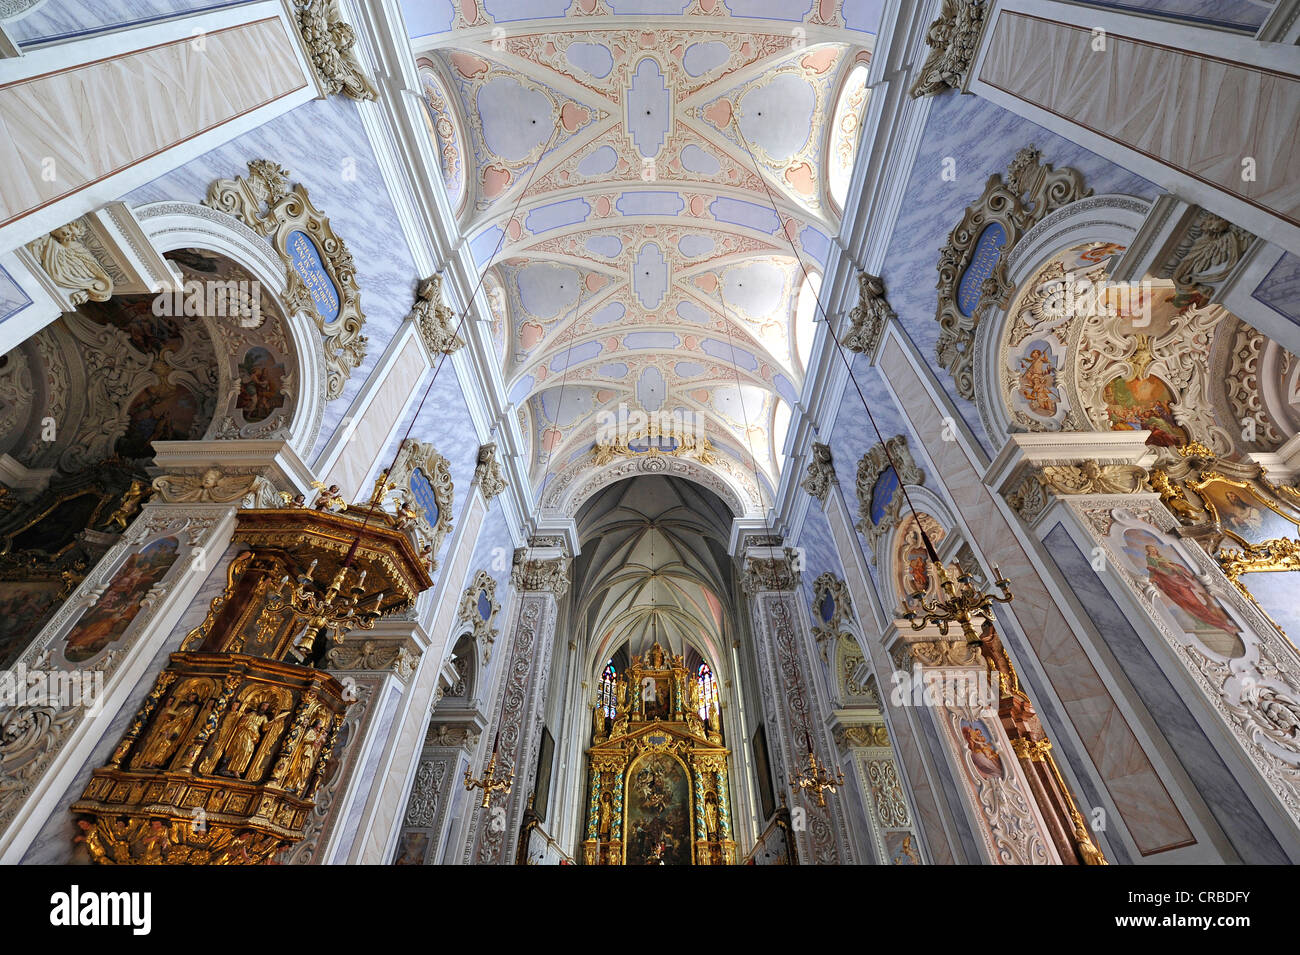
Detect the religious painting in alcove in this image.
<box><xmin>1191</xmin><ymin>474</ymin><xmax>1300</xmax><ymax>547</ymax></box>
<box><xmin>1119</xmin><ymin>527</ymin><xmax>1245</xmax><ymax>659</ymax></box>
<box><xmin>1014</xmin><ymin>339</ymin><xmax>1061</xmax><ymax>419</ymax></box>
<box><xmin>626</xmin><ymin>752</ymin><xmax>691</xmax><ymax>866</ymax></box>
<box><xmin>117</xmin><ymin>381</ymin><xmax>202</xmax><ymax>459</ymax></box>
<box><xmin>236</xmin><ymin>347</ymin><xmax>287</xmax><ymax>422</ymax></box>
<box><xmin>80</xmin><ymin>294</ymin><xmax>185</xmax><ymax>355</ymax></box>
<box><xmin>61</xmin><ymin>536</ymin><xmax>180</xmax><ymax>663</ymax></box>
<box><xmin>1103</xmin><ymin>372</ymin><xmax>1187</xmax><ymax>447</ymax></box>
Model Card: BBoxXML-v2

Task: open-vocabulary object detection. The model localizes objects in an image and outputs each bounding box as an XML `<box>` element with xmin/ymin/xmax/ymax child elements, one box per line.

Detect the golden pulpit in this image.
<box><xmin>583</xmin><ymin>641</ymin><xmax>735</xmax><ymax>865</ymax></box>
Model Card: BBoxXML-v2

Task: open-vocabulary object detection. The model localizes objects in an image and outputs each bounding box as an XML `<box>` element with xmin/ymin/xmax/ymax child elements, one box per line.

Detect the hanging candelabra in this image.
<box><xmin>464</xmin><ymin>733</ymin><xmax>514</xmax><ymax>809</ymax></box>
<box><xmin>790</xmin><ymin>733</ymin><xmax>844</xmax><ymax>808</ymax></box>
<box><xmin>271</xmin><ymin>557</ymin><xmax>385</xmax><ymax>660</ymax></box>
<box><xmin>904</xmin><ymin>562</ymin><xmax>1014</xmax><ymax>643</ymax></box>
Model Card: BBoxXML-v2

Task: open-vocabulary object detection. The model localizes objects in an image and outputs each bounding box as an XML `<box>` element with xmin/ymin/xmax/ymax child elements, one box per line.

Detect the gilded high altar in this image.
<box><xmin>583</xmin><ymin>641</ymin><xmax>735</xmax><ymax>865</ymax></box>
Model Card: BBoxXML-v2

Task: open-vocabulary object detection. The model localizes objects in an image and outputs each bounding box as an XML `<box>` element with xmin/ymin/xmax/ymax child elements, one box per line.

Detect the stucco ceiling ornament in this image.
<box><xmin>457</xmin><ymin>569</ymin><xmax>502</xmax><ymax>663</ymax></box>
<box><xmin>204</xmin><ymin>160</ymin><xmax>367</xmax><ymax>400</ymax></box>
<box><xmin>1074</xmin><ymin>294</ymin><xmax>1235</xmax><ymax>456</ymax></box>
<box><xmin>855</xmin><ymin>435</ymin><xmax>924</xmax><ymax>556</ymax></box>
<box><xmin>151</xmin><ymin>468</ymin><xmax>281</xmax><ymax>508</ymax></box>
<box><xmin>591</xmin><ymin>428</ymin><xmax>720</xmax><ymax>468</ymax></box>
<box><xmin>1038</xmin><ymin>461</ymin><xmax>1151</xmax><ymax>497</ymax></box>
<box><xmin>510</xmin><ymin>550</ymin><xmax>570</xmax><ymax>597</ymax></box>
<box><xmin>26</xmin><ymin>220</ymin><xmax>113</xmax><ymax>307</ymax></box>
<box><xmin>909</xmin><ymin>0</ymin><xmax>988</xmax><ymax>98</ymax></box>
<box><xmin>294</xmin><ymin>0</ymin><xmax>377</xmax><ymax>101</ymax></box>
<box><xmin>843</xmin><ymin>271</ymin><xmax>896</xmax><ymax>355</ymax></box>
<box><xmin>741</xmin><ymin>549</ymin><xmax>802</xmax><ymax>595</ymax></box>
<box><xmin>800</xmin><ymin>441</ymin><xmax>836</xmax><ymax>503</ymax></box>
<box><xmin>473</xmin><ymin>443</ymin><xmax>507</xmax><ymax>502</ymax></box>
<box><xmin>409</xmin><ymin>273</ymin><xmax>464</xmax><ymax>356</ymax></box>
<box><xmin>934</xmin><ymin>147</ymin><xmax>1089</xmax><ymax>401</ymax></box>
<box><xmin>1158</xmin><ymin>209</ymin><xmax>1258</xmax><ymax>309</ymax></box>
<box><xmin>381</xmin><ymin>439</ymin><xmax>455</xmax><ymax>570</ymax></box>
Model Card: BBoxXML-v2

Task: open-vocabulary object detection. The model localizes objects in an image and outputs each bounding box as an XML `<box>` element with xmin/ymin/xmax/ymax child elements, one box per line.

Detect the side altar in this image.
<box><xmin>583</xmin><ymin>641</ymin><xmax>735</xmax><ymax>865</ymax></box>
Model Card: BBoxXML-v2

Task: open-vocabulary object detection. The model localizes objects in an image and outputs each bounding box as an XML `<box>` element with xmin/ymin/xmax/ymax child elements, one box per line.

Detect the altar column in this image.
<box><xmin>472</xmin><ymin>542</ymin><xmax>568</xmax><ymax>864</ymax></box>
<box><xmin>691</xmin><ymin>760</ymin><xmax>711</xmax><ymax>865</ymax></box>
<box><xmin>742</xmin><ymin>546</ymin><xmax>855</xmax><ymax>864</ymax></box>
<box><xmin>582</xmin><ymin>763</ymin><xmax>603</xmax><ymax>864</ymax></box>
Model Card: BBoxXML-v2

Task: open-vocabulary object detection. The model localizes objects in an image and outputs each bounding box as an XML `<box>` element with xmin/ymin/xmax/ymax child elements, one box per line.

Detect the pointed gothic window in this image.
<box><xmin>696</xmin><ymin>662</ymin><xmax>717</xmax><ymax>719</ymax></box>
<box><xmin>599</xmin><ymin>661</ymin><xmax>617</xmax><ymax>717</ymax></box>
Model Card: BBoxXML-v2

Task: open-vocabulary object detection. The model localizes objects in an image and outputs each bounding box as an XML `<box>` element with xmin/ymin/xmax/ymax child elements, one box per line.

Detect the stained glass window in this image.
<box><xmin>696</xmin><ymin>662</ymin><xmax>717</xmax><ymax>719</ymax></box>
<box><xmin>599</xmin><ymin>661</ymin><xmax>617</xmax><ymax>717</ymax></box>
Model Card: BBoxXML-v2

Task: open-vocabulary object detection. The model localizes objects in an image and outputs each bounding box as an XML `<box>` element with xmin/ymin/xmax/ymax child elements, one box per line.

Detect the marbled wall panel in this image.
<box><xmin>1060</xmin><ymin>0</ymin><xmax>1272</xmax><ymax>32</ymax></box>
<box><xmin>467</xmin><ymin>497</ymin><xmax>513</xmax><ymax>598</ymax></box>
<box><xmin>125</xmin><ymin>96</ymin><xmax>417</xmax><ymax>451</ymax></box>
<box><xmin>878</xmin><ymin>333</ymin><xmax>1194</xmax><ymax>854</ymax></box>
<box><xmin>980</xmin><ymin>12</ymin><xmax>1300</xmax><ymax>229</ymax></box>
<box><xmin>1042</xmin><ymin>524</ymin><xmax>1288</xmax><ymax>863</ymax></box>
<box><xmin>0</xmin><ymin>16</ymin><xmax>305</xmax><ymax>228</ymax></box>
<box><xmin>6</xmin><ymin>0</ymin><xmax>251</xmax><ymax>45</ymax></box>
<box><xmin>1252</xmin><ymin>251</ymin><xmax>1300</xmax><ymax>326</ymax></box>
<box><xmin>796</xmin><ymin>496</ymin><xmax>846</xmax><ymax>609</ymax></box>
<box><xmin>878</xmin><ymin>92</ymin><xmax>1158</xmax><ymax>456</ymax></box>
<box><xmin>374</xmin><ymin>360</ymin><xmax>482</xmax><ymax>529</ymax></box>
<box><xmin>18</xmin><ymin>543</ymin><xmax>244</xmax><ymax>864</ymax></box>
<box><xmin>323</xmin><ymin>335</ymin><xmax>429</xmax><ymax>500</ymax></box>
<box><xmin>826</xmin><ymin>358</ymin><xmax>929</xmax><ymax>585</ymax></box>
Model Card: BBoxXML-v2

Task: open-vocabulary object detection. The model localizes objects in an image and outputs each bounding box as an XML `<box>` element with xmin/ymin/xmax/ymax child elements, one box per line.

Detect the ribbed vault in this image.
<box><xmin>573</xmin><ymin>475</ymin><xmax>736</xmax><ymax>676</ymax></box>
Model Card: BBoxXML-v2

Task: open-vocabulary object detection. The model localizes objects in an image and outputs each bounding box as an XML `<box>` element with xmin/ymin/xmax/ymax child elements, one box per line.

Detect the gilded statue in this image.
<box><xmin>214</xmin><ymin>699</ymin><xmax>287</xmax><ymax>779</ymax></box>
<box><xmin>285</xmin><ymin>717</ymin><xmax>328</xmax><ymax>792</ymax></box>
<box><xmin>598</xmin><ymin>791</ymin><xmax>612</xmax><ymax>839</ymax></box>
<box><xmin>615</xmin><ymin>673</ymin><xmax>629</xmax><ymax>713</ymax></box>
<box><xmin>704</xmin><ymin>791</ymin><xmax>719</xmax><ymax>839</ymax></box>
<box><xmin>135</xmin><ymin>689</ymin><xmax>204</xmax><ymax>769</ymax></box>
<box><xmin>104</xmin><ymin>480</ymin><xmax>149</xmax><ymax>533</ymax></box>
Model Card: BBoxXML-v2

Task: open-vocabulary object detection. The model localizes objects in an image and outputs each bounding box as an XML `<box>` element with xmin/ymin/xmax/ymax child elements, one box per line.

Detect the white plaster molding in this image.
<box><xmin>0</xmin><ymin>2</ymin><xmax>318</xmax><ymax>257</ymax></box>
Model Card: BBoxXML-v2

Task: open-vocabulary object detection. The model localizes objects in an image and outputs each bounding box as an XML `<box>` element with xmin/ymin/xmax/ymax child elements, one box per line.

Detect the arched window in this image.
<box><xmin>696</xmin><ymin>662</ymin><xmax>717</xmax><ymax>719</ymax></box>
<box><xmin>599</xmin><ymin>661</ymin><xmax>617</xmax><ymax>717</ymax></box>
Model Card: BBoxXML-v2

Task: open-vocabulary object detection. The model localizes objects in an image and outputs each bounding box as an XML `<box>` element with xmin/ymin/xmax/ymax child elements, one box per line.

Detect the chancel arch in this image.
<box><xmin>547</xmin><ymin>474</ymin><xmax>765</xmax><ymax>864</ymax></box>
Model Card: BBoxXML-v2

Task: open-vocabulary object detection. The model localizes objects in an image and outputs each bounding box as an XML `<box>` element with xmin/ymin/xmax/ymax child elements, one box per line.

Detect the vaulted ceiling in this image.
<box><xmin>572</xmin><ymin>475</ymin><xmax>736</xmax><ymax>672</ymax></box>
<box><xmin>410</xmin><ymin>2</ymin><xmax>877</xmax><ymax>501</ymax></box>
